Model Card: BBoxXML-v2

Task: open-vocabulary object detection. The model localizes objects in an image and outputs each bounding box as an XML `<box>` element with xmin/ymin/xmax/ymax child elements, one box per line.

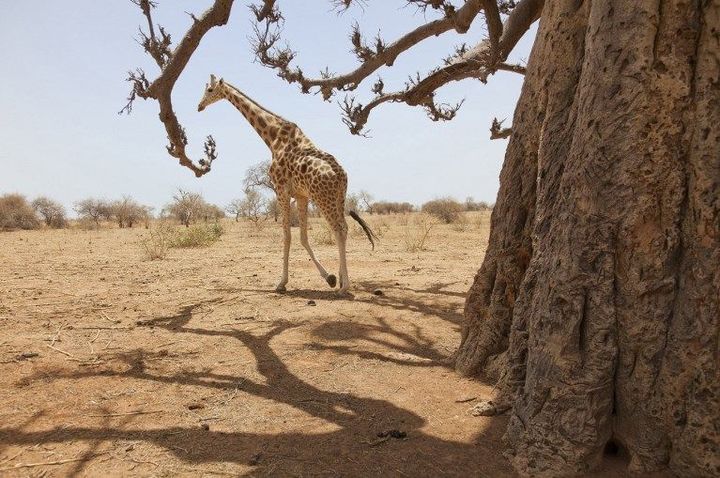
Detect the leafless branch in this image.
<box><xmin>123</xmin><ymin>0</ymin><xmax>235</xmax><ymax>177</ymax></box>
<box><xmin>255</xmin><ymin>0</ymin><xmax>543</xmax><ymax>134</ymax></box>
<box><xmin>252</xmin><ymin>0</ymin><xmax>484</xmax><ymax>100</ymax></box>
<box><xmin>490</xmin><ymin>117</ymin><xmax>512</xmax><ymax>139</ymax></box>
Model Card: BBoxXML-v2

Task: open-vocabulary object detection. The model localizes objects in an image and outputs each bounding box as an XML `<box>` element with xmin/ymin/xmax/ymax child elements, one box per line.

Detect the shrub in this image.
<box><xmin>169</xmin><ymin>223</ymin><xmax>224</xmax><ymax>248</ymax></box>
<box><xmin>464</xmin><ymin>197</ymin><xmax>493</xmax><ymax>212</ymax></box>
<box><xmin>421</xmin><ymin>197</ymin><xmax>463</xmax><ymax>224</ymax></box>
<box><xmin>31</xmin><ymin>197</ymin><xmax>67</xmax><ymax>228</ymax></box>
<box><xmin>370</xmin><ymin>201</ymin><xmax>414</xmax><ymax>215</ymax></box>
<box><xmin>74</xmin><ymin>198</ymin><xmax>111</xmax><ymax>227</ymax></box>
<box><xmin>140</xmin><ymin>223</ymin><xmax>174</xmax><ymax>260</ymax></box>
<box><xmin>403</xmin><ymin>214</ymin><xmax>436</xmax><ymax>252</ymax></box>
<box><xmin>109</xmin><ymin>196</ymin><xmax>151</xmax><ymax>228</ymax></box>
<box><xmin>0</xmin><ymin>194</ymin><xmax>40</xmax><ymax>230</ymax></box>
<box><xmin>313</xmin><ymin>221</ymin><xmax>336</xmax><ymax>245</ymax></box>
<box><xmin>164</xmin><ymin>189</ymin><xmax>204</xmax><ymax>227</ymax></box>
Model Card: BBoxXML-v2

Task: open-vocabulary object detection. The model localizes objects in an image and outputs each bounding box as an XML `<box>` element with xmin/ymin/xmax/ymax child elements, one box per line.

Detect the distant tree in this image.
<box><xmin>74</xmin><ymin>198</ymin><xmax>109</xmax><ymax>227</ymax></box>
<box><xmin>225</xmin><ymin>198</ymin><xmax>244</xmax><ymax>222</ymax></box>
<box><xmin>165</xmin><ymin>189</ymin><xmax>204</xmax><ymax>227</ymax></box>
<box><xmin>0</xmin><ymin>194</ymin><xmax>40</xmax><ymax>230</ymax></box>
<box><xmin>31</xmin><ymin>197</ymin><xmax>67</xmax><ymax>228</ymax></box>
<box><xmin>201</xmin><ymin>203</ymin><xmax>226</xmax><ymax>222</ymax></box>
<box><xmin>357</xmin><ymin>190</ymin><xmax>374</xmax><ymax>213</ymax></box>
<box><xmin>109</xmin><ymin>196</ymin><xmax>149</xmax><ymax>228</ymax></box>
<box><xmin>422</xmin><ymin>198</ymin><xmax>464</xmax><ymax>224</ymax></box>
<box><xmin>371</xmin><ymin>201</ymin><xmax>414</xmax><ymax>215</ymax></box>
<box><xmin>243</xmin><ymin>160</ymin><xmax>275</xmax><ymax>193</ymax></box>
<box><xmin>464</xmin><ymin>196</ymin><xmax>492</xmax><ymax>211</ymax></box>
<box><xmin>238</xmin><ymin>188</ymin><xmax>267</xmax><ymax>226</ymax></box>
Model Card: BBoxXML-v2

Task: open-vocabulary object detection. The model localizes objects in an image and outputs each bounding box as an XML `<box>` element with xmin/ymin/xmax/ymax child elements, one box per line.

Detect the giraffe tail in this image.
<box><xmin>349</xmin><ymin>210</ymin><xmax>378</xmax><ymax>250</ymax></box>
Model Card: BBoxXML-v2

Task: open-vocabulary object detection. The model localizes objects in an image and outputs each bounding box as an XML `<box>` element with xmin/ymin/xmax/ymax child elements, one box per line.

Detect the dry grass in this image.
<box><xmin>168</xmin><ymin>222</ymin><xmax>224</xmax><ymax>248</ymax></box>
<box><xmin>403</xmin><ymin>213</ymin><xmax>438</xmax><ymax>252</ymax></box>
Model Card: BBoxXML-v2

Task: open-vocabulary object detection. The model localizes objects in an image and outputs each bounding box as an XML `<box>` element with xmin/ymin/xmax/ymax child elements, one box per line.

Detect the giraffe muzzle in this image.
<box><xmin>197</xmin><ymin>105</ymin><xmax>205</xmax><ymax>112</ymax></box>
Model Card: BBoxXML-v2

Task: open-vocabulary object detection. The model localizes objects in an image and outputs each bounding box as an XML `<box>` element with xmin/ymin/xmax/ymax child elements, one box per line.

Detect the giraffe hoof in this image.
<box><xmin>326</xmin><ymin>274</ymin><xmax>337</xmax><ymax>288</ymax></box>
<box><xmin>275</xmin><ymin>285</ymin><xmax>287</xmax><ymax>293</ymax></box>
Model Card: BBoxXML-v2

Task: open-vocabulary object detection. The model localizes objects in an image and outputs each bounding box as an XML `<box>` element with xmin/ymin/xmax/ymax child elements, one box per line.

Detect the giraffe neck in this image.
<box><xmin>220</xmin><ymin>83</ymin><xmax>289</xmax><ymax>150</ymax></box>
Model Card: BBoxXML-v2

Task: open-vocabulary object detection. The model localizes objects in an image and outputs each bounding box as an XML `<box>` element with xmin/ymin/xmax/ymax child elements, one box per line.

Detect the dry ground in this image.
<box><xmin>1</xmin><ymin>212</ymin><xmax>636</xmax><ymax>477</ymax></box>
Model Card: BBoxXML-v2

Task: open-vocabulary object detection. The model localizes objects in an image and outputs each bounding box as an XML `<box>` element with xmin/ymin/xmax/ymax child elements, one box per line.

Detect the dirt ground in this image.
<box><xmin>1</xmin><ymin>212</ymin><xmax>638</xmax><ymax>477</ymax></box>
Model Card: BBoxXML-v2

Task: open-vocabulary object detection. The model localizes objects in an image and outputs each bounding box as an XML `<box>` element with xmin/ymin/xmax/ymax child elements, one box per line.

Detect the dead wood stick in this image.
<box><xmin>45</xmin><ymin>344</ymin><xmax>74</xmax><ymax>358</ymax></box>
<box><xmin>0</xmin><ymin>453</ymin><xmax>107</xmax><ymax>471</ymax></box>
<box><xmin>89</xmin><ymin>410</ymin><xmax>163</xmax><ymax>418</ymax></box>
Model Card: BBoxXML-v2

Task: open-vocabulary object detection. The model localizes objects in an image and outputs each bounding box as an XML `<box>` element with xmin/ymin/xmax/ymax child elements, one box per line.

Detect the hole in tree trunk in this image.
<box><xmin>604</xmin><ymin>439</ymin><xmax>620</xmax><ymax>456</ymax></box>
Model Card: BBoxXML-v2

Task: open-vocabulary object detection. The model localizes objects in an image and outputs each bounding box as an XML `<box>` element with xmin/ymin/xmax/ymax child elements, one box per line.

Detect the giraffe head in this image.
<box><xmin>197</xmin><ymin>74</ymin><xmax>225</xmax><ymax>112</ymax></box>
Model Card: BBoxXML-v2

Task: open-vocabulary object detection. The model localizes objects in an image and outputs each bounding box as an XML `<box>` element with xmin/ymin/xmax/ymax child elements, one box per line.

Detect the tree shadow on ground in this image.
<box><xmin>0</xmin><ymin>302</ymin><xmax>514</xmax><ymax>476</ymax></box>
<box><xmin>308</xmin><ymin>315</ymin><xmax>451</xmax><ymax>367</ymax></box>
<box><xmin>355</xmin><ymin>280</ymin><xmax>465</xmax><ymax>326</ymax></box>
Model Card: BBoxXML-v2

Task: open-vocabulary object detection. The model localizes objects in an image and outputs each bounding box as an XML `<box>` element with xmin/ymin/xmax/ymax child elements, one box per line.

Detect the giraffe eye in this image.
<box><xmin>207</xmin><ymin>88</ymin><xmax>214</xmax><ymax>93</ymax></box>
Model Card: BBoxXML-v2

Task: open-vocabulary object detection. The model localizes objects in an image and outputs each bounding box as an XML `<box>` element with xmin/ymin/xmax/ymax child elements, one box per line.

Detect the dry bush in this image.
<box><xmin>451</xmin><ymin>212</ymin><xmax>470</xmax><ymax>232</ymax></box>
<box><xmin>74</xmin><ymin>198</ymin><xmax>111</xmax><ymax>227</ymax></box>
<box><xmin>109</xmin><ymin>196</ymin><xmax>152</xmax><ymax>228</ymax></box>
<box><xmin>169</xmin><ymin>223</ymin><xmax>224</xmax><ymax>248</ymax></box>
<box><xmin>313</xmin><ymin>221</ymin><xmax>336</xmax><ymax>245</ymax></box>
<box><xmin>370</xmin><ymin>201</ymin><xmax>414</xmax><ymax>215</ymax></box>
<box><xmin>403</xmin><ymin>214</ymin><xmax>437</xmax><ymax>252</ymax></box>
<box><xmin>421</xmin><ymin>197</ymin><xmax>463</xmax><ymax>224</ymax></box>
<box><xmin>0</xmin><ymin>194</ymin><xmax>40</xmax><ymax>230</ymax></box>
<box><xmin>464</xmin><ymin>197</ymin><xmax>494</xmax><ymax>212</ymax></box>
<box><xmin>140</xmin><ymin>223</ymin><xmax>174</xmax><ymax>260</ymax></box>
<box><xmin>31</xmin><ymin>197</ymin><xmax>67</xmax><ymax>228</ymax></box>
<box><xmin>164</xmin><ymin>189</ymin><xmax>205</xmax><ymax>227</ymax></box>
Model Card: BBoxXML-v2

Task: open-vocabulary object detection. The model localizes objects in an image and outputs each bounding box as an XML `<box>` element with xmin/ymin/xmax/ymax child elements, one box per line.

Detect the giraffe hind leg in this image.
<box><xmin>297</xmin><ymin>196</ymin><xmax>335</xmax><ymax>288</ymax></box>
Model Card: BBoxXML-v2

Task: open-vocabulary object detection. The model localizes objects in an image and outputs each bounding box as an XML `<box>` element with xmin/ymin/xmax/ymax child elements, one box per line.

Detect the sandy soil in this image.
<box><xmin>0</xmin><ymin>213</ymin><xmax>639</xmax><ymax>476</ymax></box>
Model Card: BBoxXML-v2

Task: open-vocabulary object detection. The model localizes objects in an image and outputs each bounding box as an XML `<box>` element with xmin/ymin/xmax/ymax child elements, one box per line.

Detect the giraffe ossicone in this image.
<box><xmin>198</xmin><ymin>74</ymin><xmax>377</xmax><ymax>294</ymax></box>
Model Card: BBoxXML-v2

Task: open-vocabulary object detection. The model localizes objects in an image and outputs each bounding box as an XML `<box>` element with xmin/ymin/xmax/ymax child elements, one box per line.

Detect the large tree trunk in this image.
<box><xmin>456</xmin><ymin>0</ymin><xmax>719</xmax><ymax>475</ymax></box>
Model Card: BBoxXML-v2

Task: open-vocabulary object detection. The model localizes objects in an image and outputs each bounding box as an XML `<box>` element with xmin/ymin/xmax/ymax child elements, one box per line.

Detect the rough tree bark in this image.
<box><xmin>456</xmin><ymin>0</ymin><xmax>719</xmax><ymax>476</ymax></box>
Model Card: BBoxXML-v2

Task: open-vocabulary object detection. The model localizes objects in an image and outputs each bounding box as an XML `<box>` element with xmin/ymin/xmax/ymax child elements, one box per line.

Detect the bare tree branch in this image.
<box><xmin>490</xmin><ymin>117</ymin><xmax>512</xmax><ymax>139</ymax></box>
<box><xmin>252</xmin><ymin>0</ymin><xmax>484</xmax><ymax>100</ymax></box>
<box><xmin>254</xmin><ymin>0</ymin><xmax>543</xmax><ymax>134</ymax></box>
<box><xmin>123</xmin><ymin>0</ymin><xmax>235</xmax><ymax>177</ymax></box>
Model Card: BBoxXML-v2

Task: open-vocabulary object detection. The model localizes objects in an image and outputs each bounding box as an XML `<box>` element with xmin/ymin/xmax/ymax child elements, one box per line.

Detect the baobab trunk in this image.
<box><xmin>456</xmin><ymin>0</ymin><xmax>719</xmax><ymax>476</ymax></box>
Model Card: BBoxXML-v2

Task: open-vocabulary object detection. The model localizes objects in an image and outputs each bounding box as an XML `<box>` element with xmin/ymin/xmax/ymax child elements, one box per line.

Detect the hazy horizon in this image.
<box><xmin>0</xmin><ymin>1</ymin><xmax>537</xmax><ymax>215</ymax></box>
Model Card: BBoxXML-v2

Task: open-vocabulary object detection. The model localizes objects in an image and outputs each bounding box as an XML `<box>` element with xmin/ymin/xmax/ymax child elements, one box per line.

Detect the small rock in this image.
<box><xmin>377</xmin><ymin>429</ymin><xmax>407</xmax><ymax>439</ymax></box>
<box><xmin>248</xmin><ymin>453</ymin><xmax>262</xmax><ymax>466</ymax></box>
<box><xmin>187</xmin><ymin>403</ymin><xmax>204</xmax><ymax>410</ymax></box>
<box><xmin>470</xmin><ymin>400</ymin><xmax>500</xmax><ymax>417</ymax></box>
<box><xmin>15</xmin><ymin>352</ymin><xmax>39</xmax><ymax>361</ymax></box>
<box><xmin>201</xmin><ymin>423</ymin><xmax>210</xmax><ymax>431</ymax></box>
<box><xmin>307</xmin><ymin>300</ymin><xmax>316</xmax><ymax>306</ymax></box>
<box><xmin>372</xmin><ymin>289</ymin><xmax>384</xmax><ymax>296</ymax></box>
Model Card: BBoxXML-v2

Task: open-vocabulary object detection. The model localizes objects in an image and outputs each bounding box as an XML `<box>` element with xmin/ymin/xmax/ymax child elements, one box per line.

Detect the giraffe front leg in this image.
<box><xmin>275</xmin><ymin>192</ymin><xmax>292</xmax><ymax>293</ymax></box>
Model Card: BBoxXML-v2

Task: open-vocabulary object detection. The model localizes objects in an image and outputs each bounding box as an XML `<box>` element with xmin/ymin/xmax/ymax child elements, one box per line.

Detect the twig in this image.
<box><xmin>45</xmin><ymin>344</ymin><xmax>74</xmax><ymax>358</ymax></box>
<box><xmin>89</xmin><ymin>410</ymin><xmax>164</xmax><ymax>418</ymax></box>
<box><xmin>0</xmin><ymin>453</ymin><xmax>107</xmax><ymax>471</ymax></box>
<box><xmin>101</xmin><ymin>312</ymin><xmax>120</xmax><ymax>324</ymax></box>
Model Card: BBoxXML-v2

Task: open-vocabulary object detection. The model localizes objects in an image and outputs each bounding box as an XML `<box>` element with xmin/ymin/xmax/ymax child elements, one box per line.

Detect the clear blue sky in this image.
<box><xmin>0</xmin><ymin>1</ymin><xmax>536</xmax><ymax>213</ymax></box>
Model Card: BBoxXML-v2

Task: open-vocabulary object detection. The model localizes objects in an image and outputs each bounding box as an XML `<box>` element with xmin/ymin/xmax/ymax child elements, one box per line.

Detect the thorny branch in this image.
<box><xmin>122</xmin><ymin>0</ymin><xmax>235</xmax><ymax>177</ymax></box>
<box><xmin>252</xmin><ymin>0</ymin><xmax>543</xmax><ymax>136</ymax></box>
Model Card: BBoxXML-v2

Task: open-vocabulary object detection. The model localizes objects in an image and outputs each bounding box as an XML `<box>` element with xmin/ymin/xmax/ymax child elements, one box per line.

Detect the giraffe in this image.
<box><xmin>197</xmin><ymin>74</ymin><xmax>377</xmax><ymax>294</ymax></box>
